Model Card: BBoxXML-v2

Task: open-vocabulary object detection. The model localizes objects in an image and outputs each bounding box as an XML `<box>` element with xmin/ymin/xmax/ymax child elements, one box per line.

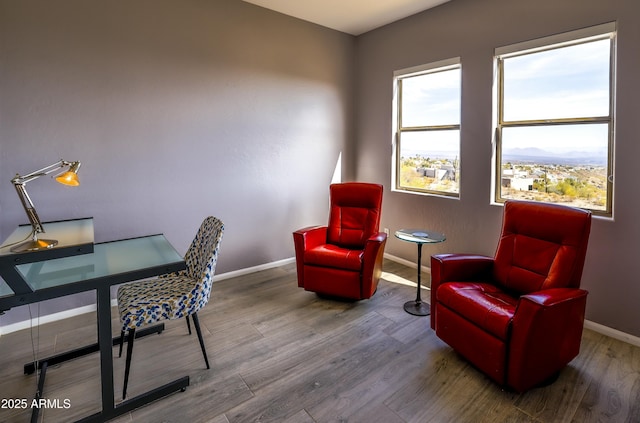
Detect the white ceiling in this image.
<box><xmin>241</xmin><ymin>0</ymin><xmax>452</xmax><ymax>36</ymax></box>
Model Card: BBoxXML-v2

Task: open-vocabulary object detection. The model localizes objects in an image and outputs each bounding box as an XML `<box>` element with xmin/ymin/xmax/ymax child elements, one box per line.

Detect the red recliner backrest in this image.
<box><xmin>327</xmin><ymin>182</ymin><xmax>383</xmax><ymax>249</ymax></box>
<box><xmin>493</xmin><ymin>200</ymin><xmax>592</xmax><ymax>294</ymax></box>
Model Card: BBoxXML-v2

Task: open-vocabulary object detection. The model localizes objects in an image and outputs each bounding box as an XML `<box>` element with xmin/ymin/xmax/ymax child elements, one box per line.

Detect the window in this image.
<box><xmin>393</xmin><ymin>59</ymin><xmax>461</xmax><ymax>197</ymax></box>
<box><xmin>494</xmin><ymin>23</ymin><xmax>616</xmax><ymax>216</ymax></box>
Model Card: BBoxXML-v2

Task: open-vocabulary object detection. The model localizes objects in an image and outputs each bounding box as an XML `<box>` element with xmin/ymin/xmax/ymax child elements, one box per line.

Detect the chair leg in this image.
<box><xmin>118</xmin><ymin>330</ymin><xmax>125</xmax><ymax>358</ymax></box>
<box><xmin>123</xmin><ymin>328</ymin><xmax>136</xmax><ymax>400</ymax></box>
<box><xmin>185</xmin><ymin>315</ymin><xmax>192</xmax><ymax>335</ymax></box>
<box><xmin>191</xmin><ymin>313</ymin><xmax>210</xmax><ymax>370</ymax></box>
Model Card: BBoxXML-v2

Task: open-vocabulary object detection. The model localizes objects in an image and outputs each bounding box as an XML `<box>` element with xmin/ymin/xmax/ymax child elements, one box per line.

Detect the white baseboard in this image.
<box><xmin>384</xmin><ymin>252</ymin><xmax>431</xmax><ymax>274</ymax></box>
<box><xmin>212</xmin><ymin>257</ymin><xmax>296</xmax><ymax>282</ymax></box>
<box><xmin>2</xmin><ymin>255</ymin><xmax>639</xmax><ymax>349</ymax></box>
<box><xmin>584</xmin><ymin>320</ymin><xmax>640</xmax><ymax>348</ymax></box>
<box><xmin>0</xmin><ymin>304</ymin><xmax>99</xmax><ymax>336</ymax></box>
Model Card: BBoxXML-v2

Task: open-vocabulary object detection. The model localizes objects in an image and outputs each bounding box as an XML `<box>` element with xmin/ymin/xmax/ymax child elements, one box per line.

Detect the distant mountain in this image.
<box><xmin>401</xmin><ymin>149</ymin><xmax>459</xmax><ymax>160</ymax></box>
<box><xmin>503</xmin><ymin>147</ymin><xmax>606</xmax><ymax>166</ymax></box>
<box><xmin>402</xmin><ymin>147</ymin><xmax>606</xmax><ymax>166</ymax></box>
<box><xmin>504</xmin><ymin>147</ymin><xmax>551</xmax><ymax>157</ymax></box>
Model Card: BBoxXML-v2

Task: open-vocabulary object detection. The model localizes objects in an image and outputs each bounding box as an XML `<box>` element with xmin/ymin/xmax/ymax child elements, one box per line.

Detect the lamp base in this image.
<box><xmin>10</xmin><ymin>238</ymin><xmax>59</xmax><ymax>253</ymax></box>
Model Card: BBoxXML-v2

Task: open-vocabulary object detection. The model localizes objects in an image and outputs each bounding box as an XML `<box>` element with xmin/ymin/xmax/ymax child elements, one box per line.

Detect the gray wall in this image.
<box><xmin>355</xmin><ymin>0</ymin><xmax>640</xmax><ymax>336</ymax></box>
<box><xmin>0</xmin><ymin>0</ymin><xmax>355</xmax><ymax>325</ymax></box>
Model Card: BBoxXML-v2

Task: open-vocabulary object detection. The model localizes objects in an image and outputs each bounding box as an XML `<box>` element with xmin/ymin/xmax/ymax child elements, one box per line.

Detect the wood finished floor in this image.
<box><xmin>1</xmin><ymin>259</ymin><xmax>639</xmax><ymax>423</ymax></box>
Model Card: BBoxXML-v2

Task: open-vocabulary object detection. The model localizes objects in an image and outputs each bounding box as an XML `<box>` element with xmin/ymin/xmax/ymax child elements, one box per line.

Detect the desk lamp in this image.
<box><xmin>10</xmin><ymin>159</ymin><xmax>81</xmax><ymax>252</ymax></box>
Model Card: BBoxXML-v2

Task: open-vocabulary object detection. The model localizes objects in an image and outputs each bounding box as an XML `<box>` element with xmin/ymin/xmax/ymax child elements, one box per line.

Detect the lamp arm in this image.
<box><xmin>11</xmin><ymin>160</ymin><xmax>72</xmax><ymax>185</ymax></box>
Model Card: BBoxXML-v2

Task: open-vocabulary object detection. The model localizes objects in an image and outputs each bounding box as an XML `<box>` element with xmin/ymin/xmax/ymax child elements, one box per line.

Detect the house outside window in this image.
<box><xmin>494</xmin><ymin>23</ymin><xmax>616</xmax><ymax>216</ymax></box>
<box><xmin>393</xmin><ymin>58</ymin><xmax>461</xmax><ymax>197</ymax></box>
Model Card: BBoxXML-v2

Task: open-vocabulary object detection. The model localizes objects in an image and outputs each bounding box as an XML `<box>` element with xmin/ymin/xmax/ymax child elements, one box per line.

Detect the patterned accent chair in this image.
<box><xmin>117</xmin><ymin>216</ymin><xmax>224</xmax><ymax>399</ymax></box>
<box><xmin>430</xmin><ymin>200</ymin><xmax>591</xmax><ymax>392</ymax></box>
<box><xmin>293</xmin><ymin>182</ymin><xmax>387</xmax><ymax>300</ymax></box>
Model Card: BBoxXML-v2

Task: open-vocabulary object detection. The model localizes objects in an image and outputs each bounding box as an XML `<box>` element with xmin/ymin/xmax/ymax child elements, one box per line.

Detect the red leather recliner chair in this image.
<box><xmin>430</xmin><ymin>200</ymin><xmax>592</xmax><ymax>392</ymax></box>
<box><xmin>293</xmin><ymin>182</ymin><xmax>387</xmax><ymax>300</ymax></box>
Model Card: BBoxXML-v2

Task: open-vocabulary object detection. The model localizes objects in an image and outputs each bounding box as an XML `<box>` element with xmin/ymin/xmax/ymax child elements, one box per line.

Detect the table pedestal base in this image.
<box><xmin>394</xmin><ymin>229</ymin><xmax>445</xmax><ymax>318</ymax></box>
<box><xmin>403</xmin><ymin>300</ymin><xmax>430</xmax><ymax>316</ymax></box>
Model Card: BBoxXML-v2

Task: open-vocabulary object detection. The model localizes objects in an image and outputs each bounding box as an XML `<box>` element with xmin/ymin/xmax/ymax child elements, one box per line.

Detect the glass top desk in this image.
<box><xmin>0</xmin><ymin>219</ymin><xmax>187</xmax><ymax>423</ymax></box>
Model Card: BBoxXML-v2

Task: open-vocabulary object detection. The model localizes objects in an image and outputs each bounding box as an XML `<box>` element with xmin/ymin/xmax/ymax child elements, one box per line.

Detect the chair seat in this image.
<box><xmin>118</xmin><ymin>273</ymin><xmax>200</xmax><ymax>330</ymax></box>
<box><xmin>437</xmin><ymin>282</ymin><xmax>517</xmax><ymax>340</ymax></box>
<box><xmin>304</xmin><ymin>244</ymin><xmax>363</xmax><ymax>271</ymax></box>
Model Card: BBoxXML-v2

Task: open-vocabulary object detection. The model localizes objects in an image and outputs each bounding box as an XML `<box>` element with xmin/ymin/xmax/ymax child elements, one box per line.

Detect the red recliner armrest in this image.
<box><xmin>293</xmin><ymin>226</ymin><xmax>327</xmax><ymax>250</ymax></box>
<box><xmin>361</xmin><ymin>232</ymin><xmax>387</xmax><ymax>299</ymax></box>
<box><xmin>293</xmin><ymin>226</ymin><xmax>327</xmax><ymax>288</ymax></box>
<box><xmin>430</xmin><ymin>254</ymin><xmax>494</xmax><ymax>329</ymax></box>
<box><xmin>508</xmin><ymin>287</ymin><xmax>588</xmax><ymax>392</ymax></box>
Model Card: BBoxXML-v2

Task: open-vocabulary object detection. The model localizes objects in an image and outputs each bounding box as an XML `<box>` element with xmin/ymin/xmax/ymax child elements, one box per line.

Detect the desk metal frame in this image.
<box><xmin>0</xmin><ymin>219</ymin><xmax>189</xmax><ymax>422</ymax></box>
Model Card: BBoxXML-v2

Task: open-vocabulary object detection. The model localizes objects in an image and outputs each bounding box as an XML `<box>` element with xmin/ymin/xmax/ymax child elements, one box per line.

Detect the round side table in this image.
<box><xmin>395</xmin><ymin>229</ymin><xmax>446</xmax><ymax>316</ymax></box>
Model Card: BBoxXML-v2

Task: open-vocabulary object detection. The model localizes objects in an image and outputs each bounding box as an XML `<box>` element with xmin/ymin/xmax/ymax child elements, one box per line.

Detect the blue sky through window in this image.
<box><xmin>503</xmin><ymin>39</ymin><xmax>610</xmax><ymax>122</ymax></box>
<box><xmin>501</xmin><ymin>38</ymin><xmax>611</xmax><ymax>159</ymax></box>
<box><xmin>401</xmin><ymin>68</ymin><xmax>461</xmax><ymax>128</ymax></box>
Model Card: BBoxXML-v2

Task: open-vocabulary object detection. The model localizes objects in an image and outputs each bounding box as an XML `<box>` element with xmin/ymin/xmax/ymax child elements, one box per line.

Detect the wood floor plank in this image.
<box><xmin>279</xmin><ymin>409</ymin><xmax>315</xmax><ymax>423</ymax></box>
<box><xmin>570</xmin><ymin>333</ymin><xmax>640</xmax><ymax>422</ymax></box>
<box><xmin>126</xmin><ymin>373</ymin><xmax>253</xmax><ymax>423</ymax></box>
<box><xmin>227</xmin><ymin>330</ymin><xmax>404</xmax><ymax>422</ymax></box>
<box><xmin>305</xmin><ymin>326</ymin><xmax>431</xmax><ymax>422</ymax></box>
<box><xmin>239</xmin><ymin>312</ymin><xmax>395</xmax><ymax>392</ymax></box>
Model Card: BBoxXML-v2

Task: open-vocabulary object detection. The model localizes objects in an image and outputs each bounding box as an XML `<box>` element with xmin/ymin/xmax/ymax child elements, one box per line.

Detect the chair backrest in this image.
<box><xmin>327</xmin><ymin>182</ymin><xmax>383</xmax><ymax>249</ymax></box>
<box><xmin>493</xmin><ymin>200</ymin><xmax>591</xmax><ymax>294</ymax></box>
<box><xmin>184</xmin><ymin>216</ymin><xmax>224</xmax><ymax>310</ymax></box>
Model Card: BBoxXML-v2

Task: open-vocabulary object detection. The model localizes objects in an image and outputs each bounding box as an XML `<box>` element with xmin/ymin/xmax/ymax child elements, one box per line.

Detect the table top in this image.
<box><xmin>0</xmin><ymin>233</ymin><xmax>185</xmax><ymax>307</ymax></box>
<box><xmin>0</xmin><ymin>278</ymin><xmax>12</xmax><ymax>298</ymax></box>
<box><xmin>16</xmin><ymin>234</ymin><xmax>183</xmax><ymax>291</ymax></box>
<box><xmin>395</xmin><ymin>228</ymin><xmax>446</xmax><ymax>244</ymax></box>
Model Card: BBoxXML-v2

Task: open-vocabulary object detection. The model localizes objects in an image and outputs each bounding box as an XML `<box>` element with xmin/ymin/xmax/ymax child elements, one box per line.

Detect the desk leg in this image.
<box><xmin>96</xmin><ymin>285</ymin><xmax>116</xmax><ymax>414</ymax></box>
<box><xmin>403</xmin><ymin>243</ymin><xmax>430</xmax><ymax>316</ymax></box>
<box><xmin>29</xmin><ymin>361</ymin><xmax>47</xmax><ymax>423</ymax></box>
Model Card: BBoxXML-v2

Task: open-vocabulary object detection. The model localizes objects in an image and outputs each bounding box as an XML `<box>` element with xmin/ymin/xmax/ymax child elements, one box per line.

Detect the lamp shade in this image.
<box><xmin>55</xmin><ymin>161</ymin><xmax>81</xmax><ymax>186</ymax></box>
<box><xmin>55</xmin><ymin>171</ymin><xmax>80</xmax><ymax>186</ymax></box>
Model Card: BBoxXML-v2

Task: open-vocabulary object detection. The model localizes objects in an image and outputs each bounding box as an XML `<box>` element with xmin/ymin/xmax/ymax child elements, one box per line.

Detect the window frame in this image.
<box><xmin>493</xmin><ymin>22</ymin><xmax>616</xmax><ymax>217</ymax></box>
<box><xmin>392</xmin><ymin>58</ymin><xmax>462</xmax><ymax>198</ymax></box>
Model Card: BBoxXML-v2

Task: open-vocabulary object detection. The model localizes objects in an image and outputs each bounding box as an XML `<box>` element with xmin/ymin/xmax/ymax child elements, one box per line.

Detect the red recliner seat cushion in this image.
<box><xmin>437</xmin><ymin>282</ymin><xmax>517</xmax><ymax>340</ymax></box>
<box><xmin>305</xmin><ymin>244</ymin><xmax>363</xmax><ymax>271</ymax></box>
